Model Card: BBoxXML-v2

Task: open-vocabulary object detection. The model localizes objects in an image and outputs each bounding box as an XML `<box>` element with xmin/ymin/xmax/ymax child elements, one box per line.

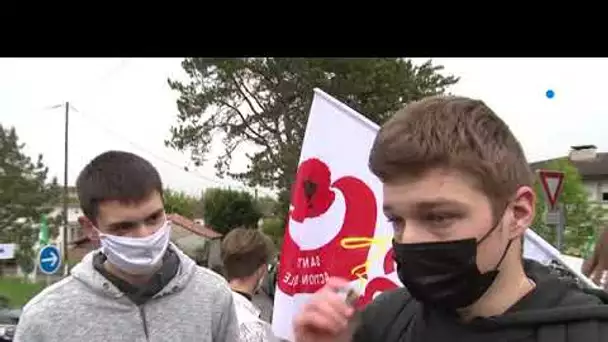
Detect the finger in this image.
<box><xmin>303</xmin><ymin>293</ymin><xmax>354</xmax><ymax>329</ymax></box>
<box><xmin>320</xmin><ymin>290</ymin><xmax>355</xmax><ymax>318</ymax></box>
<box><xmin>295</xmin><ymin>304</ymin><xmax>346</xmax><ymax>336</ymax></box>
<box><xmin>319</xmin><ymin>278</ymin><xmax>356</xmax><ymax>316</ymax></box>
<box><xmin>315</xmin><ymin>299</ymin><xmax>351</xmax><ymax>329</ymax></box>
<box><xmin>324</xmin><ymin>277</ymin><xmax>351</xmax><ymax>291</ymax></box>
<box><xmin>294</xmin><ymin>313</ymin><xmax>337</xmax><ymax>336</ymax></box>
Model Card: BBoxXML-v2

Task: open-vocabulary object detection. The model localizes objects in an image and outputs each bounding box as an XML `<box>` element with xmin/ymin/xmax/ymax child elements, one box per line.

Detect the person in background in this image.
<box><xmin>221</xmin><ymin>227</ymin><xmax>278</xmax><ymax>342</ymax></box>
<box><xmin>15</xmin><ymin>150</ymin><xmax>239</xmax><ymax>342</ymax></box>
<box><xmin>293</xmin><ymin>96</ymin><xmax>608</xmax><ymax>342</ymax></box>
<box><xmin>583</xmin><ymin>227</ymin><xmax>608</xmax><ymax>288</ymax></box>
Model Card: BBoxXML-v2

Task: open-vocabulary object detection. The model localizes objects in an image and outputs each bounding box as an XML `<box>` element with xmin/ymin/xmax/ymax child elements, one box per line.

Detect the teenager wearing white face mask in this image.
<box><xmin>221</xmin><ymin>228</ymin><xmax>279</xmax><ymax>342</ymax></box>
<box><xmin>15</xmin><ymin>151</ymin><xmax>239</xmax><ymax>342</ymax></box>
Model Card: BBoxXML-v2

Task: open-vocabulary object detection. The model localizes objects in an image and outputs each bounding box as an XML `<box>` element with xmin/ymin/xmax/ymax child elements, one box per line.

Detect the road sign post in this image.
<box><xmin>538</xmin><ymin>170</ymin><xmax>566</xmax><ymax>252</ymax></box>
<box><xmin>38</xmin><ymin>245</ymin><xmax>62</xmax><ymax>276</ymax></box>
<box><xmin>555</xmin><ymin>203</ymin><xmax>566</xmax><ymax>253</ymax></box>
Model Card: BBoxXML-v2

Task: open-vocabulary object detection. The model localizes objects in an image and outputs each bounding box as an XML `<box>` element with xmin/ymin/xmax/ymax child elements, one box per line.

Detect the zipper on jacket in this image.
<box><xmin>138</xmin><ymin>305</ymin><xmax>150</xmax><ymax>341</ymax></box>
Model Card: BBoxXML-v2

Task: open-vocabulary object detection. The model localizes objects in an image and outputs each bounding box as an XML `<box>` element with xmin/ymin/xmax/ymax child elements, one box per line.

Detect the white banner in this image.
<box><xmin>0</xmin><ymin>243</ymin><xmax>16</xmax><ymax>260</ymax></box>
<box><xmin>523</xmin><ymin>228</ymin><xmax>595</xmax><ymax>288</ymax></box>
<box><xmin>271</xmin><ymin>88</ymin><xmax>595</xmax><ymax>341</ymax></box>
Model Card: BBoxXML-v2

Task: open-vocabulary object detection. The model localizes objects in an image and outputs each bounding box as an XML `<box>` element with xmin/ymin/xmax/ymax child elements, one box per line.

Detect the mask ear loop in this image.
<box><xmin>494</xmin><ymin>239</ymin><xmax>513</xmax><ymax>270</ymax></box>
<box><xmin>477</xmin><ymin>213</ymin><xmax>504</xmax><ymax>245</ymax></box>
<box><xmin>477</xmin><ymin>204</ymin><xmax>514</xmax><ymax>271</ymax></box>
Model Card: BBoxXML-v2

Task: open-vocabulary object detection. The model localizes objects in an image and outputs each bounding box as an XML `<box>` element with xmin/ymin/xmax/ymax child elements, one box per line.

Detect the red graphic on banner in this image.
<box><xmin>353</xmin><ymin>246</ymin><xmax>399</xmax><ymax>308</ymax></box>
<box><xmin>383</xmin><ymin>247</ymin><xmax>396</xmax><ymax>274</ymax></box>
<box><xmin>355</xmin><ymin>277</ymin><xmax>399</xmax><ymax>307</ymax></box>
<box><xmin>278</xmin><ymin>158</ymin><xmax>377</xmax><ymax>295</ymax></box>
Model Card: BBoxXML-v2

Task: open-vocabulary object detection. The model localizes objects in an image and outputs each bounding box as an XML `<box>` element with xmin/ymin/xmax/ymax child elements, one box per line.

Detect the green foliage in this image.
<box><xmin>531</xmin><ymin>158</ymin><xmax>608</xmax><ymax>257</ymax></box>
<box><xmin>0</xmin><ymin>125</ymin><xmax>60</xmax><ymax>269</ymax></box>
<box><xmin>202</xmin><ymin>188</ymin><xmax>262</xmax><ymax>234</ymax></box>
<box><xmin>0</xmin><ymin>276</ymin><xmax>46</xmax><ymax>307</ymax></box>
<box><xmin>163</xmin><ymin>188</ymin><xmax>200</xmax><ymax>218</ymax></box>
<box><xmin>276</xmin><ymin>189</ymin><xmax>291</xmax><ymax>226</ymax></box>
<box><xmin>261</xmin><ymin>216</ymin><xmax>285</xmax><ymax>248</ymax></box>
<box><xmin>261</xmin><ymin>190</ymin><xmax>291</xmax><ymax>243</ymax></box>
<box><xmin>167</xmin><ymin>58</ymin><xmax>459</xmax><ymax>218</ymax></box>
<box><xmin>256</xmin><ymin>195</ymin><xmax>280</xmax><ymax>217</ymax></box>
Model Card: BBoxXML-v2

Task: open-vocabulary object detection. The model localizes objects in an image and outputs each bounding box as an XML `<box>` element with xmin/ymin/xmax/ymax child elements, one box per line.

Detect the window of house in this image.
<box><xmin>602</xmin><ymin>192</ymin><xmax>608</xmax><ymax>202</ymax></box>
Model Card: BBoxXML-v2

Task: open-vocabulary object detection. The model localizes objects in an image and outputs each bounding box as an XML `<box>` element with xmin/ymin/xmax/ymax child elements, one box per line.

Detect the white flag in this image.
<box><xmin>271</xmin><ymin>88</ymin><xmax>595</xmax><ymax>341</ymax></box>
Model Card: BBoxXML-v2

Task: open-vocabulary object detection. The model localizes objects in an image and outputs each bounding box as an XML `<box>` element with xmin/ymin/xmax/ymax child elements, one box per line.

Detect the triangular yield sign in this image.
<box><xmin>538</xmin><ymin>170</ymin><xmax>565</xmax><ymax>210</ymax></box>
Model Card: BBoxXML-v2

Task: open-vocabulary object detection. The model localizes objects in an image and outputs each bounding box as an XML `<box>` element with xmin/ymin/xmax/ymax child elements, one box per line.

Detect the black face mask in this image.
<box><xmin>392</xmin><ymin>218</ymin><xmax>512</xmax><ymax>310</ymax></box>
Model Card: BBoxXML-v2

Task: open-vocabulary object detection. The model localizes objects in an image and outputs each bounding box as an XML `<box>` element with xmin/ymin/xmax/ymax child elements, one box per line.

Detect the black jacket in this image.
<box><xmin>353</xmin><ymin>259</ymin><xmax>608</xmax><ymax>342</ymax></box>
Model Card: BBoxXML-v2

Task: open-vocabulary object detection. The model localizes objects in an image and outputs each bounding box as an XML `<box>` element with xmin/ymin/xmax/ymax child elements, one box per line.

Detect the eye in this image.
<box><xmin>426</xmin><ymin>213</ymin><xmax>447</xmax><ymax>222</ymax></box>
<box><xmin>386</xmin><ymin>215</ymin><xmax>405</xmax><ymax>233</ymax></box>
<box><xmin>423</xmin><ymin>212</ymin><xmax>459</xmax><ymax>226</ymax></box>
<box><xmin>386</xmin><ymin>215</ymin><xmax>402</xmax><ymax>224</ymax></box>
<box><xmin>145</xmin><ymin>212</ymin><xmax>162</xmax><ymax>225</ymax></box>
<box><xmin>109</xmin><ymin>223</ymin><xmax>136</xmax><ymax>235</ymax></box>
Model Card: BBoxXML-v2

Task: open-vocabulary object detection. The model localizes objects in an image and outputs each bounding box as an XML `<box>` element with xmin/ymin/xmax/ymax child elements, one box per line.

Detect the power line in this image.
<box><xmin>44</xmin><ymin>104</ymin><xmax>64</xmax><ymax>111</ymax></box>
<box><xmin>71</xmin><ymin>106</ymin><xmax>273</xmax><ymax>197</ymax></box>
<box><xmin>75</xmin><ymin>109</ymin><xmax>221</xmax><ymax>184</ymax></box>
<box><xmin>5</xmin><ymin>103</ymin><xmax>63</xmax><ymax>118</ymax></box>
<box><xmin>39</xmin><ymin>65</ymin><xmax>234</xmax><ymax>190</ymax></box>
<box><xmin>4</xmin><ymin>60</ymin><xmax>131</xmax><ymax>120</ymax></box>
<box><xmin>52</xmin><ymin>102</ymin><xmax>257</xmax><ymax>192</ymax></box>
<box><xmin>71</xmin><ymin>59</ymin><xmax>131</xmax><ymax>104</ymax></box>
<box><xmin>36</xmin><ymin>59</ymin><xmax>274</xmax><ymax>198</ymax></box>
<box><xmin>23</xmin><ymin>110</ymin><xmax>274</xmax><ymax>196</ymax></box>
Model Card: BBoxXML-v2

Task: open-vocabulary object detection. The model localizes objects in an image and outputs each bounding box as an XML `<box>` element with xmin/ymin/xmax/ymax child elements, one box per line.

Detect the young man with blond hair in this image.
<box><xmin>221</xmin><ymin>227</ymin><xmax>278</xmax><ymax>342</ymax></box>
<box><xmin>294</xmin><ymin>96</ymin><xmax>608</xmax><ymax>342</ymax></box>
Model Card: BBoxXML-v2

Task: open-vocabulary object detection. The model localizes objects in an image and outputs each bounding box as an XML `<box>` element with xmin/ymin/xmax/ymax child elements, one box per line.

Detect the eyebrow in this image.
<box><xmin>383</xmin><ymin>198</ymin><xmax>466</xmax><ymax>215</ymax></box>
<box><xmin>108</xmin><ymin>208</ymin><xmax>165</xmax><ymax>230</ymax></box>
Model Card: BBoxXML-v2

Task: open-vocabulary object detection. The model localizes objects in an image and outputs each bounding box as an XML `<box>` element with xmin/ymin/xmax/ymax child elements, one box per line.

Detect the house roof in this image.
<box><xmin>529</xmin><ymin>152</ymin><xmax>608</xmax><ymax>179</ymax></box>
<box><xmin>70</xmin><ymin>213</ymin><xmax>222</xmax><ymax>247</ymax></box>
<box><xmin>167</xmin><ymin>213</ymin><xmax>223</xmax><ymax>239</ymax></box>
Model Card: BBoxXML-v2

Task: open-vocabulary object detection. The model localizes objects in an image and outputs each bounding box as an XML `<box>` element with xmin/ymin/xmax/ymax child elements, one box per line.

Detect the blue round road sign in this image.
<box><xmin>38</xmin><ymin>245</ymin><xmax>61</xmax><ymax>275</ymax></box>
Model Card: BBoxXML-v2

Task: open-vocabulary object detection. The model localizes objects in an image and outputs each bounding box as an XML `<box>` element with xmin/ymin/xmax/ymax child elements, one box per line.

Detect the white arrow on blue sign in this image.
<box><xmin>38</xmin><ymin>245</ymin><xmax>62</xmax><ymax>275</ymax></box>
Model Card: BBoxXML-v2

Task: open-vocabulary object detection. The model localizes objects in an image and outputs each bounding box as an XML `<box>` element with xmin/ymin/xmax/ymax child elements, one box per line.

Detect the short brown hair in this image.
<box><xmin>77</xmin><ymin>150</ymin><xmax>163</xmax><ymax>223</ymax></box>
<box><xmin>221</xmin><ymin>228</ymin><xmax>275</xmax><ymax>281</ymax></box>
<box><xmin>369</xmin><ymin>95</ymin><xmax>533</xmax><ymax>216</ymax></box>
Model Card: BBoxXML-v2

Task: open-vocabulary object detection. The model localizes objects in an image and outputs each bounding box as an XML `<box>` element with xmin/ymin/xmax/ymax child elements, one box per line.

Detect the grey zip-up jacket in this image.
<box><xmin>14</xmin><ymin>244</ymin><xmax>239</xmax><ymax>342</ymax></box>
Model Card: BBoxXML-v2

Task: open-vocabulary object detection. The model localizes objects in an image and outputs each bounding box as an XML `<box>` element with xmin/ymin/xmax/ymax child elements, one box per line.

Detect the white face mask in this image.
<box><xmin>96</xmin><ymin>220</ymin><xmax>172</xmax><ymax>275</ymax></box>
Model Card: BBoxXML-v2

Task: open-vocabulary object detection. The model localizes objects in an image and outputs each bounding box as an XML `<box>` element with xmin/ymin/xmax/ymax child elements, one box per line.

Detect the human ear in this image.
<box><xmin>508</xmin><ymin>186</ymin><xmax>536</xmax><ymax>239</ymax></box>
<box><xmin>78</xmin><ymin>216</ymin><xmax>99</xmax><ymax>243</ymax></box>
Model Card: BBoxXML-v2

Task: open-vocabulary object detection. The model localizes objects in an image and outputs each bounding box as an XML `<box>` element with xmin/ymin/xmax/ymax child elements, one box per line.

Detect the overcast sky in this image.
<box><xmin>0</xmin><ymin>58</ymin><xmax>603</xmax><ymax>197</ymax></box>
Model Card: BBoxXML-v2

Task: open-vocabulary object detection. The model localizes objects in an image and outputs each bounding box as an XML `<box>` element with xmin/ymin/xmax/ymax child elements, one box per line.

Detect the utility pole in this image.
<box><xmin>62</xmin><ymin>102</ymin><xmax>69</xmax><ymax>275</ymax></box>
